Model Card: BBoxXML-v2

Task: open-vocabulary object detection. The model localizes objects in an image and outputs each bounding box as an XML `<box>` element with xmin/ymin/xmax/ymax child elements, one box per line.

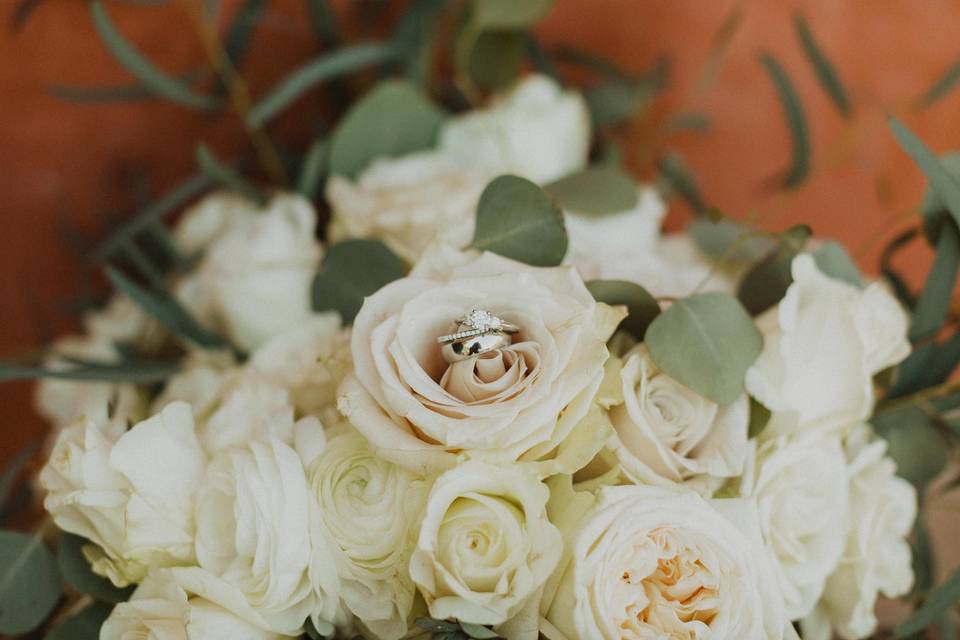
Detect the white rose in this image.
<box><xmin>741</xmin><ymin>435</ymin><xmax>849</xmax><ymax>620</ymax></box>
<box><xmin>543</xmin><ymin>482</ymin><xmax>788</xmax><ymax>640</ymax></box>
<box><xmin>251</xmin><ymin>312</ymin><xmax>353</xmax><ymax>424</ymax></box>
<box><xmin>196</xmin><ymin>372</ymin><xmax>298</xmax><ymax>453</ymax></box>
<box><xmin>178</xmin><ymin>192</ymin><xmax>322</xmax><ymax>351</ymax></box>
<box><xmin>194</xmin><ymin>435</ymin><xmax>340</xmax><ymax>635</ymax></box>
<box><xmin>439</xmin><ymin>74</ymin><xmax>591</xmax><ymax>184</ymax></box>
<box><xmin>339</xmin><ymin>251</ymin><xmax>622</xmax><ymax>473</ymax></box>
<box><xmin>746</xmin><ymin>254</ymin><xmax>909</xmax><ymax>438</ymax></box>
<box><xmin>809</xmin><ymin>425</ymin><xmax>916</xmax><ymax>640</ymax></box>
<box><xmin>410</xmin><ymin>461</ymin><xmax>561</xmax><ymax>627</ymax></box>
<box><xmin>174</xmin><ymin>190</ymin><xmax>259</xmax><ymax>255</ymax></box>
<box><xmin>40</xmin><ymin>402</ymin><xmax>204</xmax><ymax>586</ymax></box>
<box><xmin>606</xmin><ymin>345</ymin><xmax>749</xmax><ymax>495</ymax></box>
<box><xmin>327</xmin><ymin>151</ymin><xmax>489</xmax><ymax>263</ymax></box>
<box><xmin>151</xmin><ymin>349</ymin><xmax>237</xmax><ymax>421</ymax></box>
<box><xmin>101</xmin><ymin>568</ymin><xmax>289</xmax><ymax>640</ymax></box>
<box><xmin>307</xmin><ymin>428</ymin><xmax>424</xmax><ymax>640</ymax></box>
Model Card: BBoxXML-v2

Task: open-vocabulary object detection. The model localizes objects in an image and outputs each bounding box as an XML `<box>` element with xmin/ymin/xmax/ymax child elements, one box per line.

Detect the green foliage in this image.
<box><xmin>90</xmin><ymin>0</ymin><xmax>220</xmax><ymax>111</ymax></box>
<box><xmin>794</xmin><ymin>13</ymin><xmax>851</xmax><ymax>118</ymax></box>
<box><xmin>888</xmin><ymin>330</ymin><xmax>960</xmax><ymax>398</ymax></box>
<box><xmin>688</xmin><ymin>218</ymin><xmax>776</xmax><ymax>263</ymax></box>
<box><xmin>390</xmin><ymin>0</ymin><xmax>450</xmax><ymax>85</ymax></box>
<box><xmin>414</xmin><ymin>617</ymin><xmax>502</xmax><ymax>639</ymax></box>
<box><xmin>737</xmin><ymin>225</ymin><xmax>811</xmax><ymax>315</ymax></box>
<box><xmin>586</xmin><ymin>280</ymin><xmax>660</xmax><ymax>340</ymax></box>
<box><xmin>0</xmin><ymin>531</ymin><xmax>61</xmax><ymax>635</ymax></box>
<box><xmin>0</xmin><ymin>358</ymin><xmax>178</xmax><ymax>384</ymax></box>
<box><xmin>312</xmin><ymin>239</ymin><xmax>407</xmax><ymax>323</ymax></box>
<box><xmin>297</xmin><ymin>139</ymin><xmax>329</xmax><ymax>200</ymax></box>
<box><xmin>0</xmin><ymin>442</ymin><xmax>38</xmax><ymax>516</ymax></box>
<box><xmin>58</xmin><ymin>534</ymin><xmax>134</xmax><ymax>604</ymax></box>
<box><xmin>471</xmin><ymin>175</ymin><xmax>568</xmax><ymax>267</ymax></box>
<box><xmin>466</xmin><ymin>31</ymin><xmax>527</xmax><ymax>91</ymax></box>
<box><xmin>758</xmin><ymin>54</ymin><xmax>810</xmax><ymax>188</ymax></box>
<box><xmin>328</xmin><ymin>80</ymin><xmax>445</xmax><ymax>178</ymax></box>
<box><xmin>224</xmin><ymin>0</ymin><xmax>267</xmax><ymax>72</ymax></box>
<box><xmin>895</xmin><ymin>566</ymin><xmax>960</xmax><ymax>637</ymax></box>
<box><xmin>658</xmin><ymin>152</ymin><xmax>707</xmax><ymax>214</ymax></box>
<box><xmin>195</xmin><ymin>144</ymin><xmax>264</xmax><ymax>204</ymax></box>
<box><xmin>645</xmin><ymin>293</ymin><xmax>763</xmax><ymax>405</ymax></box>
<box><xmin>545</xmin><ymin>166</ymin><xmax>638</xmax><ymax>215</ymax></box>
<box><xmin>812</xmin><ymin>240</ymin><xmax>862</xmax><ymax>286</ymax></box>
<box><xmin>747</xmin><ymin>397</ymin><xmax>772</xmax><ymax>439</ymax></box>
<box><xmin>917</xmin><ymin>55</ymin><xmax>960</xmax><ymax>107</ymax></box>
<box><xmin>872</xmin><ymin>406</ymin><xmax>948</xmax><ymax>489</ymax></box>
<box><xmin>920</xmin><ymin>152</ymin><xmax>960</xmax><ymax>243</ymax></box>
<box><xmin>44</xmin><ymin>603</ymin><xmax>113</xmax><ymax>640</ymax></box>
<box><xmin>909</xmin><ymin>224</ymin><xmax>960</xmax><ymax>342</ymax></box>
<box><xmin>889</xmin><ymin>117</ymin><xmax>960</xmax><ymax>232</ymax></box>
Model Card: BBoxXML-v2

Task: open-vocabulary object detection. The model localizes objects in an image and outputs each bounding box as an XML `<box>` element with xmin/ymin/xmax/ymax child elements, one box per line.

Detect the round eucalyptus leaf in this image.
<box><xmin>312</xmin><ymin>239</ymin><xmax>407</xmax><ymax>323</ymax></box>
<box><xmin>585</xmin><ymin>280</ymin><xmax>659</xmax><ymax>340</ymax></box>
<box><xmin>645</xmin><ymin>293</ymin><xmax>762</xmax><ymax>405</ymax></box>
<box><xmin>471</xmin><ymin>175</ymin><xmax>567</xmax><ymax>266</ymax></box>
<box><xmin>58</xmin><ymin>534</ymin><xmax>133</xmax><ymax>604</ymax></box>
<box><xmin>44</xmin><ymin>602</ymin><xmax>113</xmax><ymax>640</ymax></box>
<box><xmin>0</xmin><ymin>530</ymin><xmax>61</xmax><ymax>635</ymax></box>
<box><xmin>545</xmin><ymin>166</ymin><xmax>638</xmax><ymax>215</ymax></box>
<box><xmin>812</xmin><ymin>240</ymin><xmax>862</xmax><ymax>287</ymax></box>
<box><xmin>873</xmin><ymin>407</ymin><xmax>948</xmax><ymax>489</ymax></box>
<box><xmin>459</xmin><ymin>621</ymin><xmax>501</xmax><ymax>638</ymax></box>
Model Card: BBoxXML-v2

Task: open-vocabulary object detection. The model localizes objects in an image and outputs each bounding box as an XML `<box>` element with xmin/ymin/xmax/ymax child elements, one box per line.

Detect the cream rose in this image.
<box><xmin>746</xmin><ymin>254</ymin><xmax>910</xmax><ymax>438</ymax></box>
<box><xmin>193</xmin><ymin>435</ymin><xmax>340</xmax><ymax>635</ymax></box>
<box><xmin>174</xmin><ymin>191</ymin><xmax>259</xmax><ymax>255</ymax></box>
<box><xmin>339</xmin><ymin>251</ymin><xmax>621</xmax><ymax>473</ymax></box>
<box><xmin>806</xmin><ymin>425</ymin><xmax>916</xmax><ymax>640</ymax></box>
<box><xmin>543</xmin><ymin>483</ymin><xmax>788</xmax><ymax>640</ymax></box>
<box><xmin>101</xmin><ymin>568</ymin><xmax>289</xmax><ymax>640</ymax></box>
<box><xmin>410</xmin><ymin>461</ymin><xmax>561</xmax><ymax>627</ymax></box>
<box><xmin>742</xmin><ymin>435</ymin><xmax>849</xmax><ymax>620</ymax></box>
<box><xmin>326</xmin><ymin>151</ymin><xmax>489</xmax><ymax>263</ymax></box>
<box><xmin>40</xmin><ymin>402</ymin><xmax>204</xmax><ymax>586</ymax></box>
<box><xmin>307</xmin><ymin>427</ymin><xmax>424</xmax><ymax>640</ymax></box>
<box><xmin>177</xmin><ymin>192</ymin><xmax>322</xmax><ymax>352</ymax></box>
<box><xmin>605</xmin><ymin>345</ymin><xmax>749</xmax><ymax>495</ymax></box>
<box><xmin>439</xmin><ymin>74</ymin><xmax>591</xmax><ymax>184</ymax></box>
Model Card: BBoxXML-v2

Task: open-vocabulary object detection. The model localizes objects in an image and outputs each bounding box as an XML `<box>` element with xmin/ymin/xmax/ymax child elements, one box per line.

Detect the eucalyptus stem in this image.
<box><xmin>876</xmin><ymin>379</ymin><xmax>960</xmax><ymax>414</ymax></box>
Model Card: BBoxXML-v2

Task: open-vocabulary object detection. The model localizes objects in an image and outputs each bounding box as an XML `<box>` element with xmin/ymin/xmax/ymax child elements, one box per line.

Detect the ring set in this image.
<box><xmin>437</xmin><ymin>309</ymin><xmax>518</xmax><ymax>363</ymax></box>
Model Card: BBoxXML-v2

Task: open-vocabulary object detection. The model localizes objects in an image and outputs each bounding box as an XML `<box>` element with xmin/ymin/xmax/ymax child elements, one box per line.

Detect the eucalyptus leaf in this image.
<box><xmin>812</xmin><ymin>240</ymin><xmax>862</xmax><ymax>286</ymax></box>
<box><xmin>224</xmin><ymin>0</ymin><xmax>266</xmax><ymax>72</ymax></box>
<box><xmin>297</xmin><ymin>139</ymin><xmax>329</xmax><ymax>200</ymax></box>
<box><xmin>688</xmin><ymin>218</ymin><xmax>775</xmax><ymax>263</ymax></box>
<box><xmin>895</xmin><ymin>566</ymin><xmax>960</xmax><ymax>637</ymax></box>
<box><xmin>645</xmin><ymin>293</ymin><xmax>762</xmax><ymax>404</ymax></box>
<box><xmin>918</xmin><ymin>54</ymin><xmax>960</xmax><ymax>107</ymax></box>
<box><xmin>44</xmin><ymin>603</ymin><xmax>113</xmax><ymax>640</ymax></box>
<box><xmin>59</xmin><ymin>534</ymin><xmax>134</xmax><ymax>604</ymax></box>
<box><xmin>911</xmin><ymin>515</ymin><xmax>935</xmax><ymax>598</ymax></box>
<box><xmin>466</xmin><ymin>30</ymin><xmax>526</xmax><ymax>91</ymax></box>
<box><xmin>0</xmin><ymin>359</ymin><xmax>178</xmax><ymax>384</ymax></box>
<box><xmin>545</xmin><ymin>166</ymin><xmax>638</xmax><ymax>215</ymax></box>
<box><xmin>0</xmin><ymin>442</ymin><xmax>38</xmax><ymax>514</ymax></box>
<box><xmin>794</xmin><ymin>13</ymin><xmax>851</xmax><ymax>118</ymax></box>
<box><xmin>328</xmin><ymin>80</ymin><xmax>444</xmax><ymax>178</ymax></box>
<box><xmin>471</xmin><ymin>175</ymin><xmax>567</xmax><ymax>267</ymax></box>
<box><xmin>415</xmin><ymin>617</ymin><xmax>460</xmax><ymax>633</ymax></box>
<box><xmin>459</xmin><ymin>621</ymin><xmax>500</xmax><ymax>639</ymax></box>
<box><xmin>888</xmin><ymin>330</ymin><xmax>960</xmax><ymax>398</ymax></box>
<box><xmin>738</xmin><ymin>225</ymin><xmax>811</xmax><ymax>315</ymax></box>
<box><xmin>659</xmin><ymin>152</ymin><xmax>707</xmax><ymax>214</ymax></box>
<box><xmin>910</xmin><ymin>223</ymin><xmax>960</xmax><ymax>342</ymax></box>
<box><xmin>90</xmin><ymin>0</ymin><xmax>220</xmax><ymax>111</ymax></box>
<box><xmin>920</xmin><ymin>152</ymin><xmax>960</xmax><ymax>243</ymax></box>
<box><xmin>195</xmin><ymin>144</ymin><xmax>263</xmax><ymax>204</ymax></box>
<box><xmin>759</xmin><ymin>54</ymin><xmax>810</xmax><ymax>188</ymax></box>
<box><xmin>890</xmin><ymin>117</ymin><xmax>960</xmax><ymax>233</ymax></box>
<box><xmin>312</xmin><ymin>239</ymin><xmax>406</xmax><ymax>323</ymax></box>
<box><xmin>470</xmin><ymin>0</ymin><xmax>553</xmax><ymax>29</ymax></box>
<box><xmin>0</xmin><ymin>531</ymin><xmax>61</xmax><ymax>635</ymax></box>
<box><xmin>390</xmin><ymin>0</ymin><xmax>448</xmax><ymax>84</ymax></box>
<box><xmin>586</xmin><ymin>280</ymin><xmax>660</xmax><ymax>340</ymax></box>
<box><xmin>880</xmin><ymin>226</ymin><xmax>920</xmax><ymax>310</ymax></box>
<box><xmin>584</xmin><ymin>79</ymin><xmax>659</xmax><ymax>129</ymax></box>
<box><xmin>872</xmin><ymin>406</ymin><xmax>948</xmax><ymax>489</ymax></box>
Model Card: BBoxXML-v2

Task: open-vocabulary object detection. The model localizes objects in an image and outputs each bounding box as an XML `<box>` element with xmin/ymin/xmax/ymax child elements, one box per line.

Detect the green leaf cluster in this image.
<box><xmin>312</xmin><ymin>239</ymin><xmax>407</xmax><ymax>323</ymax></box>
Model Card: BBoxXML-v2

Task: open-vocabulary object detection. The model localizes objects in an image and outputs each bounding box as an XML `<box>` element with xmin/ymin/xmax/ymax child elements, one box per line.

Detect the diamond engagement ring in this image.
<box><xmin>438</xmin><ymin>309</ymin><xmax>518</xmax><ymax>363</ymax></box>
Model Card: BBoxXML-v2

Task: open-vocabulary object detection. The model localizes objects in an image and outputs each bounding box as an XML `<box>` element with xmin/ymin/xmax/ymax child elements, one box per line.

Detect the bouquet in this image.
<box><xmin>2</xmin><ymin>2</ymin><xmax>959</xmax><ymax>639</ymax></box>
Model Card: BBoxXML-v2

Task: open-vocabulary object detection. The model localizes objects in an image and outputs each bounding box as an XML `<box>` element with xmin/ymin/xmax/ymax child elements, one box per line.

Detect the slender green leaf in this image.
<box><xmin>646</xmin><ymin>292</ymin><xmax>763</xmax><ymax>404</ymax></box>
<box><xmin>224</xmin><ymin>0</ymin><xmax>266</xmax><ymax>71</ymax></box>
<box><xmin>305</xmin><ymin>0</ymin><xmax>340</xmax><ymax>45</ymax></box>
<box><xmin>328</xmin><ymin>80</ymin><xmax>444</xmax><ymax>177</ymax></box>
<box><xmin>459</xmin><ymin>621</ymin><xmax>501</xmax><ymax>639</ymax></box>
<box><xmin>105</xmin><ymin>266</ymin><xmax>227</xmax><ymax>349</ymax></box>
<box><xmin>297</xmin><ymin>139</ymin><xmax>328</xmax><ymax>200</ymax></box>
<box><xmin>895</xmin><ymin>566</ymin><xmax>960</xmax><ymax>637</ymax></box>
<box><xmin>688</xmin><ymin>218</ymin><xmax>776</xmax><ymax>263</ymax></box>
<box><xmin>880</xmin><ymin>226</ymin><xmax>920</xmax><ymax>310</ymax></box>
<box><xmin>471</xmin><ymin>175</ymin><xmax>567</xmax><ymax>267</ymax></box>
<box><xmin>921</xmin><ymin>152</ymin><xmax>960</xmax><ymax>243</ymax></box>
<box><xmin>888</xmin><ymin>330</ymin><xmax>960</xmax><ymax>398</ymax></box>
<box><xmin>759</xmin><ymin>54</ymin><xmax>810</xmax><ymax>188</ymax></box>
<box><xmin>909</xmin><ymin>223</ymin><xmax>960</xmax><ymax>341</ymax></box>
<box><xmin>667</xmin><ymin>112</ymin><xmax>712</xmax><ymax>133</ymax></box>
<box><xmin>390</xmin><ymin>0</ymin><xmax>449</xmax><ymax>85</ymax></box>
<box><xmin>59</xmin><ymin>534</ymin><xmax>134</xmax><ymax>604</ymax></box>
<box><xmin>586</xmin><ymin>280</ymin><xmax>660</xmax><ymax>340</ymax></box>
<box><xmin>738</xmin><ymin>226</ymin><xmax>812</xmax><ymax>315</ymax></box>
<box><xmin>90</xmin><ymin>0</ymin><xmax>219</xmax><ymax>110</ymax></box>
<box><xmin>890</xmin><ymin>117</ymin><xmax>960</xmax><ymax>231</ymax></box>
<box><xmin>918</xmin><ymin>54</ymin><xmax>960</xmax><ymax>107</ymax></box>
<box><xmin>794</xmin><ymin>13</ymin><xmax>851</xmax><ymax>117</ymax></box>
<box><xmin>812</xmin><ymin>240</ymin><xmax>862</xmax><ymax>286</ymax></box>
<box><xmin>195</xmin><ymin>144</ymin><xmax>263</xmax><ymax>204</ymax></box>
<box><xmin>0</xmin><ymin>531</ymin><xmax>61</xmax><ymax>635</ymax></box>
<box><xmin>659</xmin><ymin>152</ymin><xmax>707</xmax><ymax>214</ymax></box>
<box><xmin>0</xmin><ymin>359</ymin><xmax>178</xmax><ymax>383</ymax></box>
<box><xmin>695</xmin><ymin>6</ymin><xmax>745</xmax><ymax>95</ymax></box>
<box><xmin>0</xmin><ymin>442</ymin><xmax>37</xmax><ymax>514</ymax></box>
<box><xmin>525</xmin><ymin>34</ymin><xmax>562</xmax><ymax>84</ymax></box>
<box><xmin>416</xmin><ymin>618</ymin><xmax>460</xmax><ymax>633</ymax></box>
<box><xmin>545</xmin><ymin>166</ymin><xmax>638</xmax><ymax>215</ymax></box>
<box><xmin>911</xmin><ymin>514</ymin><xmax>935</xmax><ymax>598</ymax></box>
<box><xmin>247</xmin><ymin>43</ymin><xmax>397</xmax><ymax>127</ymax></box>
<box><xmin>44</xmin><ymin>602</ymin><xmax>113</xmax><ymax>640</ymax></box>
<box><xmin>312</xmin><ymin>239</ymin><xmax>407</xmax><ymax>323</ymax></box>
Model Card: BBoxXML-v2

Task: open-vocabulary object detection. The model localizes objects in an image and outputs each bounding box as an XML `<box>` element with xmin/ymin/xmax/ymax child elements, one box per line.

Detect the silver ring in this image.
<box><xmin>456</xmin><ymin>309</ymin><xmax>520</xmax><ymax>335</ymax></box>
<box><xmin>436</xmin><ymin>328</ymin><xmax>486</xmax><ymax>344</ymax></box>
<box><xmin>441</xmin><ymin>332</ymin><xmax>512</xmax><ymax>363</ymax></box>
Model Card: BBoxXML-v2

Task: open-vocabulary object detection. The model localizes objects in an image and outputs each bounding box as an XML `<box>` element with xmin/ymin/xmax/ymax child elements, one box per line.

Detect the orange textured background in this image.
<box><xmin>2</xmin><ymin>0</ymin><xmax>959</xmax><ymax>465</ymax></box>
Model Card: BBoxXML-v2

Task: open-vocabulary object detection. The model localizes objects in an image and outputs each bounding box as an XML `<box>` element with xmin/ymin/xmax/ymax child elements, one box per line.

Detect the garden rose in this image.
<box><xmin>40</xmin><ymin>402</ymin><xmax>204</xmax><ymax>586</ymax></box>
<box><xmin>101</xmin><ymin>568</ymin><xmax>289</xmax><ymax>640</ymax></box>
<box><xmin>439</xmin><ymin>74</ymin><xmax>591</xmax><ymax>184</ymax></box>
<box><xmin>173</xmin><ymin>190</ymin><xmax>258</xmax><ymax>255</ymax></box>
<box><xmin>543</xmin><ymin>483</ymin><xmax>788</xmax><ymax>640</ymax></box>
<box><xmin>307</xmin><ymin>427</ymin><xmax>425</xmax><ymax>640</ymax></box>
<box><xmin>339</xmin><ymin>251</ymin><xmax>622</xmax><ymax>473</ymax></box>
<box><xmin>605</xmin><ymin>345</ymin><xmax>749</xmax><ymax>495</ymax></box>
<box><xmin>742</xmin><ymin>435</ymin><xmax>849</xmax><ymax>620</ymax></box>
<box><xmin>410</xmin><ymin>461</ymin><xmax>561</xmax><ymax>627</ymax></box>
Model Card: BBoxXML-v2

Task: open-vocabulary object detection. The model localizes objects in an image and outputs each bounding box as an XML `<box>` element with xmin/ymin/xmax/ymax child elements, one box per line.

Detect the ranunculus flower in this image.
<box><xmin>177</xmin><ymin>192</ymin><xmax>322</xmax><ymax>352</ymax></box>
<box><xmin>605</xmin><ymin>345</ymin><xmax>749</xmax><ymax>495</ymax></box>
<box><xmin>307</xmin><ymin>427</ymin><xmax>425</xmax><ymax>640</ymax></box>
<box><xmin>741</xmin><ymin>435</ymin><xmax>849</xmax><ymax>620</ymax></box>
<box><xmin>746</xmin><ymin>254</ymin><xmax>910</xmax><ymax>438</ymax></box>
<box><xmin>543</xmin><ymin>483</ymin><xmax>788</xmax><ymax>640</ymax></box>
<box><xmin>803</xmin><ymin>425</ymin><xmax>916</xmax><ymax>640</ymax></box>
<box><xmin>193</xmin><ymin>435</ymin><xmax>340</xmax><ymax>636</ymax></box>
<box><xmin>339</xmin><ymin>251</ymin><xmax>622</xmax><ymax>473</ymax></box>
<box><xmin>410</xmin><ymin>461</ymin><xmax>561</xmax><ymax>627</ymax></box>
<box><xmin>100</xmin><ymin>568</ymin><xmax>290</xmax><ymax>640</ymax></box>
<box><xmin>327</xmin><ymin>151</ymin><xmax>489</xmax><ymax>263</ymax></box>
<box><xmin>439</xmin><ymin>74</ymin><xmax>591</xmax><ymax>184</ymax></box>
<box><xmin>40</xmin><ymin>402</ymin><xmax>205</xmax><ymax>586</ymax></box>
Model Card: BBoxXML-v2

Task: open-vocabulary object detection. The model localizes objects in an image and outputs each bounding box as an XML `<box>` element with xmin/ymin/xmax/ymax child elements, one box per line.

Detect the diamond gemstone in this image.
<box><xmin>462</xmin><ymin>309</ymin><xmax>503</xmax><ymax>332</ymax></box>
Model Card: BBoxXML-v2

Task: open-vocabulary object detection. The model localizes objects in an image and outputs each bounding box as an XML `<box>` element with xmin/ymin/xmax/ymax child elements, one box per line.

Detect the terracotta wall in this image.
<box><xmin>3</xmin><ymin>0</ymin><xmax>960</xmax><ymax>464</ymax></box>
